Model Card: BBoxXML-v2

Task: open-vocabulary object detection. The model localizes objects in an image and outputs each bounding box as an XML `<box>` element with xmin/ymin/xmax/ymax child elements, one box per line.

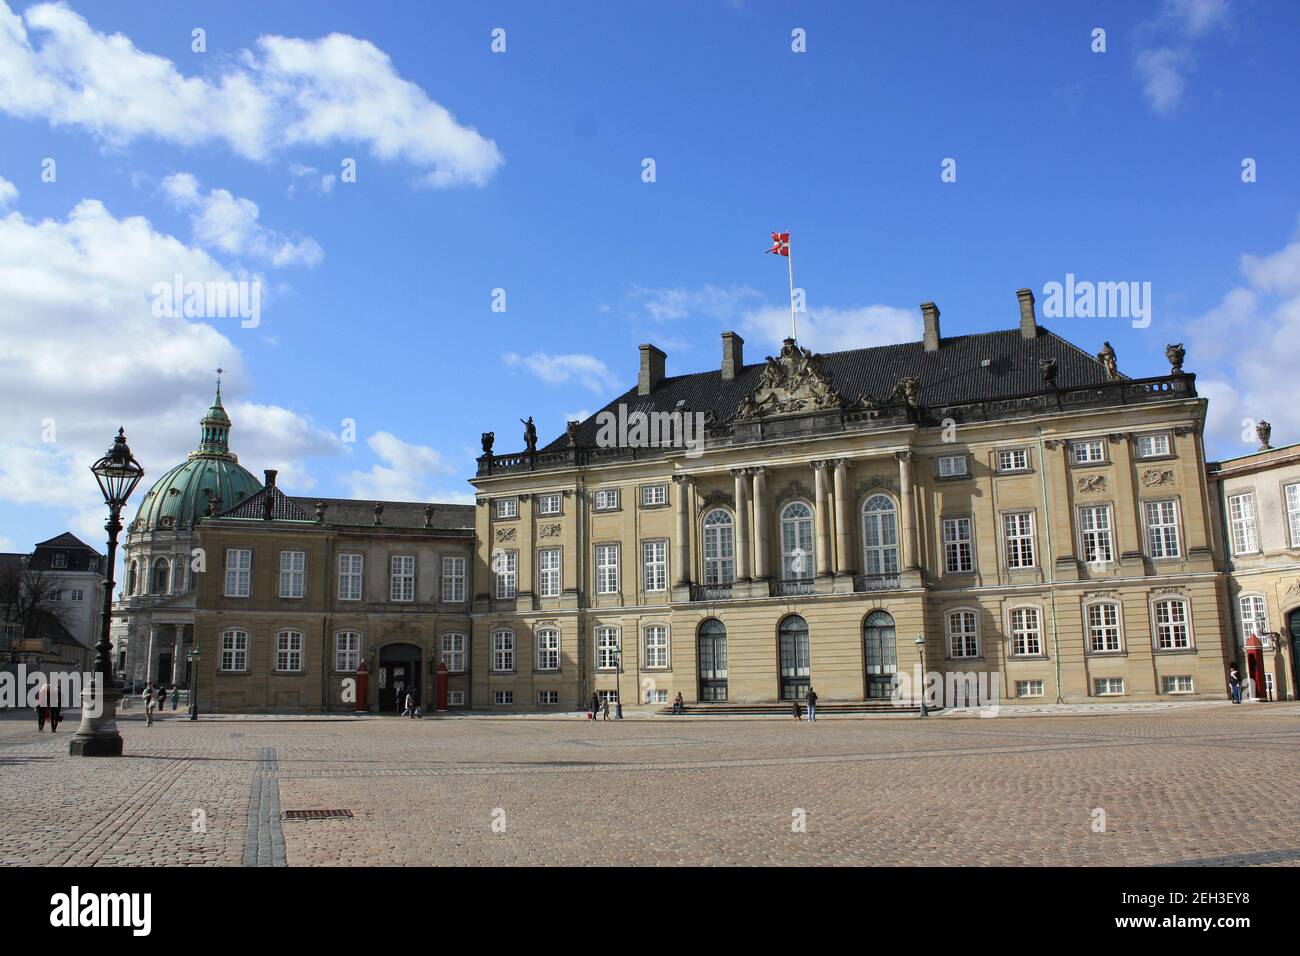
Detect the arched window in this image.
<box><xmin>643</xmin><ymin>624</ymin><xmax>669</xmax><ymax>669</ymax></box>
<box><xmin>780</xmin><ymin>502</ymin><xmax>815</xmax><ymax>579</ymax></box>
<box><xmin>778</xmin><ymin>615</ymin><xmax>811</xmax><ymax>700</ymax></box>
<box><xmin>861</xmin><ymin>495</ymin><xmax>899</xmax><ymax>576</ymax></box>
<box><xmin>863</xmin><ymin>610</ymin><xmax>897</xmax><ymax>698</ymax></box>
<box><xmin>219</xmin><ymin>629</ymin><xmax>249</xmax><ymax>672</ymax></box>
<box><xmin>127</xmin><ymin>561</ymin><xmax>138</xmax><ymax>595</ymax></box>
<box><xmin>947</xmin><ymin>610</ymin><xmax>979</xmax><ymax>658</ymax></box>
<box><xmin>702</xmin><ymin>509</ymin><xmax>735</xmax><ymax>585</ymax></box>
<box><xmin>698</xmin><ymin>619</ymin><xmax>728</xmax><ymax>701</ymax></box>
<box><xmin>275</xmin><ymin>630</ymin><xmax>304</xmax><ymax>672</ymax></box>
<box><xmin>1239</xmin><ymin>595</ymin><xmax>1268</xmax><ymax>639</ymax></box>
<box><xmin>151</xmin><ymin>557</ymin><xmax>170</xmax><ymax>594</ymax></box>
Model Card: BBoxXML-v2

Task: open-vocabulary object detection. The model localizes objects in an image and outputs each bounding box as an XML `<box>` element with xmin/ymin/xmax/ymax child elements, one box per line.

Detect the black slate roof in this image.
<box><xmin>543</xmin><ymin>326</ymin><xmax>1118</xmax><ymax>452</ymax></box>
<box><xmin>214</xmin><ymin>486</ymin><xmax>315</xmax><ymax>522</ymax></box>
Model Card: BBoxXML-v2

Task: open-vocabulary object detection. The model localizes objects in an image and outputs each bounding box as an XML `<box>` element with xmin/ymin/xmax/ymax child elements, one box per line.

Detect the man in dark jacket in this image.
<box><xmin>589</xmin><ymin>692</ymin><xmax>600</xmax><ymax>721</ymax></box>
<box><xmin>805</xmin><ymin>687</ymin><xmax>819</xmax><ymax>722</ymax></box>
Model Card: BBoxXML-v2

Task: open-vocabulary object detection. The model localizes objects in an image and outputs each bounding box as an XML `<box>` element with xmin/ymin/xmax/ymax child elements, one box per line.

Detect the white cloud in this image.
<box><xmin>502</xmin><ymin>351</ymin><xmax>620</xmax><ymax>393</ymax></box>
<box><xmin>742</xmin><ymin>303</ymin><xmax>920</xmax><ymax>353</ymax></box>
<box><xmin>0</xmin><ymin>1</ymin><xmax>502</xmax><ymax>187</ymax></box>
<box><xmin>1133</xmin><ymin>0</ymin><xmax>1230</xmax><ymax>114</ymax></box>
<box><xmin>0</xmin><ymin>196</ymin><xmax>339</xmax><ymax>523</ymax></box>
<box><xmin>628</xmin><ymin>284</ymin><xmax>762</xmax><ymax>322</ymax></box>
<box><xmin>345</xmin><ymin>431</ymin><xmax>458</xmax><ymax>501</ymax></box>
<box><xmin>0</xmin><ymin>173</ymin><xmax>17</xmax><ymax>208</ymax></box>
<box><xmin>162</xmin><ymin>172</ymin><xmax>323</xmax><ymax>267</ymax></box>
<box><xmin>1135</xmin><ymin>47</ymin><xmax>1192</xmax><ymax>115</ymax></box>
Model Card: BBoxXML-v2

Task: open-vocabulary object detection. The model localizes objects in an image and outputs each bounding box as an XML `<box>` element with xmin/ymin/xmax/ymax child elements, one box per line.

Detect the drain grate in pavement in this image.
<box><xmin>283</xmin><ymin>809</ymin><xmax>353</xmax><ymax>820</ymax></box>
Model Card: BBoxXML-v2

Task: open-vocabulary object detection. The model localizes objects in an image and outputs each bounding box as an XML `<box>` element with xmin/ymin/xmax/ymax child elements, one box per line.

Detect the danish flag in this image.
<box><xmin>766</xmin><ymin>231</ymin><xmax>790</xmax><ymax>256</ymax></box>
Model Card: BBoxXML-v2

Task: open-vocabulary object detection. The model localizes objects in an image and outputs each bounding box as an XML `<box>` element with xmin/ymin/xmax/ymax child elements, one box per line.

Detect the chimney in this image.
<box><xmin>920</xmin><ymin>302</ymin><xmax>941</xmax><ymax>352</ymax></box>
<box><xmin>721</xmin><ymin>331</ymin><xmax>744</xmax><ymax>380</ymax></box>
<box><xmin>638</xmin><ymin>343</ymin><xmax>666</xmax><ymax>396</ymax></box>
<box><xmin>262</xmin><ymin>469</ymin><xmax>277</xmax><ymax>520</ymax></box>
<box><xmin>1017</xmin><ymin>288</ymin><xmax>1038</xmax><ymax>339</ymax></box>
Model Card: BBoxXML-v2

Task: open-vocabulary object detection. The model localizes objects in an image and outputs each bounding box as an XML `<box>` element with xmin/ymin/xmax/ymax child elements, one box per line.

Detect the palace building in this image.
<box><xmin>469</xmin><ymin>290</ymin><xmax>1230</xmax><ymax>710</ymax></box>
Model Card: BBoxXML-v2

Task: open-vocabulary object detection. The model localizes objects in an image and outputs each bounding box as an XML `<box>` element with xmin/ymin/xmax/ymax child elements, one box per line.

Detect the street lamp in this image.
<box><xmin>613</xmin><ymin>650</ymin><xmax>624</xmax><ymax>719</ymax></box>
<box><xmin>69</xmin><ymin>428</ymin><xmax>144</xmax><ymax>757</ymax></box>
<box><xmin>187</xmin><ymin>647</ymin><xmax>201</xmax><ymax>720</ymax></box>
<box><xmin>914</xmin><ymin>633</ymin><xmax>928</xmax><ymax>718</ymax></box>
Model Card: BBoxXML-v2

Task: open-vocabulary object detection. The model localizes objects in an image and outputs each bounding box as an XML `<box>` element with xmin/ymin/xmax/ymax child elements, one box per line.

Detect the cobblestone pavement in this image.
<box><xmin>1</xmin><ymin>704</ymin><xmax>1297</xmax><ymax>866</ymax></box>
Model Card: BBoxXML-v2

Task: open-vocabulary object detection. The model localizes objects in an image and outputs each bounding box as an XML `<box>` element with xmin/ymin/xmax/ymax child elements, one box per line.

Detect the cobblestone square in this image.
<box><xmin>2</xmin><ymin>704</ymin><xmax>1298</xmax><ymax>867</ymax></box>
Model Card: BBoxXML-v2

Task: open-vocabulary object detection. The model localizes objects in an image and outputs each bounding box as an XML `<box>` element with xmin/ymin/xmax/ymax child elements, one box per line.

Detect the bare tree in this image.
<box><xmin>0</xmin><ymin>564</ymin><xmax>74</xmax><ymax>651</ymax></box>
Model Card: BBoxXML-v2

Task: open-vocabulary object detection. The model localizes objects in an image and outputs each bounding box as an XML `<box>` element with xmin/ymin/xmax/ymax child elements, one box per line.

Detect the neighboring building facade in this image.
<box><xmin>1207</xmin><ymin>428</ymin><xmax>1300</xmax><ymax>701</ymax></box>
<box><xmin>191</xmin><ymin>474</ymin><xmax>474</xmax><ymax>712</ymax></box>
<box><xmin>28</xmin><ymin>533</ymin><xmax>105</xmax><ymax>670</ymax></box>
<box><xmin>114</xmin><ymin>386</ymin><xmax>262</xmax><ymax>689</ymax></box>
<box><xmin>1</xmin><ymin>538</ymin><xmax>101</xmax><ymax>675</ymax></box>
<box><xmin>470</xmin><ymin>292</ymin><xmax>1230</xmax><ymax>709</ymax></box>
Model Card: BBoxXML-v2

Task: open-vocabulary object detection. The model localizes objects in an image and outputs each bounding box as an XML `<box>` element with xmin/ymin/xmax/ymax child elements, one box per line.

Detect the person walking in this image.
<box><xmin>48</xmin><ymin>682</ymin><xmax>61</xmax><ymax>733</ymax></box>
<box><xmin>792</xmin><ymin>700</ymin><xmax>802</xmax><ymax>721</ymax></box>
<box><xmin>601</xmin><ymin>697</ymin><xmax>611</xmax><ymax>722</ymax></box>
<box><xmin>34</xmin><ymin>681</ymin><xmax>49</xmax><ymax>731</ymax></box>
<box><xmin>1229</xmin><ymin>664</ymin><xmax>1243</xmax><ymax>704</ymax></box>
<box><xmin>144</xmin><ymin>682</ymin><xmax>156</xmax><ymax>727</ymax></box>
<box><xmin>170</xmin><ymin>686</ymin><xmax>179</xmax><ymax>710</ymax></box>
<box><xmin>805</xmin><ymin>686</ymin><xmax>819</xmax><ymax>722</ymax></box>
<box><xmin>589</xmin><ymin>692</ymin><xmax>599</xmax><ymax>722</ymax></box>
<box><xmin>156</xmin><ymin>684</ymin><xmax>166</xmax><ymax>712</ymax></box>
<box><xmin>404</xmin><ymin>692</ymin><xmax>415</xmax><ymax>718</ymax></box>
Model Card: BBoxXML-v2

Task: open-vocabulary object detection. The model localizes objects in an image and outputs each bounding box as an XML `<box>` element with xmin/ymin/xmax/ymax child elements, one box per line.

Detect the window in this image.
<box><xmin>1073</xmin><ymin>440</ymin><xmax>1106</xmax><ymax>464</ymax></box>
<box><xmin>595</xmin><ymin>544</ymin><xmax>620</xmax><ymax>594</ymax></box>
<box><xmin>68</xmin><ymin>589</ymin><xmax>84</xmax><ymax>602</ymax></box>
<box><xmin>1154</xmin><ymin>598</ymin><xmax>1192</xmax><ymax>650</ymax></box>
<box><xmin>441</xmin><ymin>556</ymin><xmax>466</xmax><ymax>603</ymax></box>
<box><xmin>596</xmin><ymin>626</ymin><xmax>620</xmax><ymax>670</ymax></box>
<box><xmin>1144</xmin><ymin>500</ymin><xmax>1180</xmax><ymax>558</ymax></box>
<box><xmin>597</xmin><ymin>689</ymin><xmax>620</xmax><ymax>704</ymax></box>
<box><xmin>1078</xmin><ymin>505</ymin><xmax>1114</xmax><ymax>564</ymax></box>
<box><xmin>641</xmin><ymin>484</ymin><xmax>667</xmax><ymax>507</ymax></box>
<box><xmin>1162</xmin><ymin>675</ymin><xmax>1194</xmax><ymax>694</ymax></box>
<box><xmin>275</xmin><ymin>630</ymin><xmax>304</xmax><ymax>672</ymax></box>
<box><xmin>1228</xmin><ymin>493</ymin><xmax>1258</xmax><ymax>555</ymax></box>
<box><xmin>389</xmin><ymin>555</ymin><xmax>415</xmax><ymax>602</ymax></box>
<box><xmin>538</xmin><ymin>548</ymin><xmax>561</xmax><ymax>597</ymax></box>
<box><xmin>220</xmin><ymin>629</ymin><xmax>248</xmax><ymax>671</ymax></box>
<box><xmin>494</xmin><ymin>691</ymin><xmax>514</xmax><ymax>706</ymax></box>
<box><xmin>224</xmin><ymin>549</ymin><xmax>251</xmax><ymax>597</ymax></box>
<box><xmin>1136</xmin><ymin>434</ymin><xmax>1170</xmax><ymax>458</ymax></box>
<box><xmin>491</xmin><ymin>630</ymin><xmax>515</xmax><ymax>671</ymax></box>
<box><xmin>1287</xmin><ymin>484</ymin><xmax>1300</xmax><ymax>547</ymax></box>
<box><xmin>1003</xmin><ymin>512</ymin><xmax>1035</xmax><ymax>569</ymax></box>
<box><xmin>537</xmin><ymin>493</ymin><xmax>562</xmax><ymax>516</ymax></box>
<box><xmin>441</xmin><ymin>633</ymin><xmax>466</xmax><ymax>672</ymax></box>
<box><xmin>860</xmin><ymin>496</ymin><xmax>898</xmax><ymax>576</ymax></box>
<box><xmin>1239</xmin><ymin>595</ymin><xmax>1268</xmax><ymax>639</ymax></box>
<box><xmin>1015</xmin><ymin>679</ymin><xmax>1044</xmax><ymax>698</ymax></box>
<box><xmin>947</xmin><ymin>610</ymin><xmax>978</xmax><ymax>658</ymax></box>
<box><xmin>494</xmin><ymin>551</ymin><xmax>517</xmax><ymax>600</ymax></box>
<box><xmin>938</xmin><ymin>455</ymin><xmax>968</xmax><ymax>478</ymax></box>
<box><xmin>128</xmin><ymin>561</ymin><xmax>138</xmax><ymax>595</ymax></box>
<box><xmin>642</xmin><ymin>540</ymin><xmax>667</xmax><ymax>592</ymax></box>
<box><xmin>495</xmin><ymin>498</ymin><xmax>518</xmax><ymax>519</ymax></box>
<box><xmin>279</xmin><ymin>550</ymin><xmax>305</xmax><ymax>599</ymax></box>
<box><xmin>644</xmin><ymin>624</ymin><xmax>669</xmax><ymax>668</ymax></box>
<box><xmin>537</xmin><ymin>690</ymin><xmax>559</xmax><ymax>705</ymax></box>
<box><xmin>1094</xmin><ymin>677</ymin><xmax>1125</xmax><ymax>696</ymax></box>
<box><xmin>997</xmin><ymin>448</ymin><xmax>1029</xmax><ymax>472</ymax></box>
<box><xmin>704</xmin><ymin>509</ymin><xmax>737</xmax><ymax>584</ymax></box>
<box><xmin>338</xmin><ymin>553</ymin><xmax>363</xmax><ymax>601</ymax></box>
<box><xmin>151</xmin><ymin>557</ymin><xmax>170</xmax><ymax>594</ymax></box>
<box><xmin>1010</xmin><ymin>607</ymin><xmax>1042</xmax><ymax>656</ymax></box>
<box><xmin>644</xmin><ymin>689</ymin><xmax>668</xmax><ymax>704</ymax></box>
<box><xmin>593</xmin><ymin>489</ymin><xmax>619</xmax><ymax>511</ymax></box>
<box><xmin>1087</xmin><ymin>603</ymin><xmax>1122</xmax><ymax>653</ymax></box>
<box><xmin>942</xmin><ymin>517</ymin><xmax>973</xmax><ymax>573</ymax></box>
<box><xmin>448</xmin><ymin>691</ymin><xmax>465</xmax><ymax>707</ymax></box>
<box><xmin>52</xmin><ymin>552</ymin><xmax>68</xmax><ymax>569</ymax></box>
<box><xmin>334</xmin><ymin>632</ymin><xmax>362</xmax><ymax>672</ymax></box>
<box><xmin>780</xmin><ymin>504</ymin><xmax>811</xmax><ymax>580</ymax></box>
<box><xmin>536</xmin><ymin>628</ymin><xmax>560</xmax><ymax>671</ymax></box>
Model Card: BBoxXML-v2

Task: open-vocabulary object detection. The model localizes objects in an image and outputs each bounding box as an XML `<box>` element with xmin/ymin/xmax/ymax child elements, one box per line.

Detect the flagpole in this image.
<box><xmin>786</xmin><ymin>229</ymin><xmax>797</xmax><ymax>340</ymax></box>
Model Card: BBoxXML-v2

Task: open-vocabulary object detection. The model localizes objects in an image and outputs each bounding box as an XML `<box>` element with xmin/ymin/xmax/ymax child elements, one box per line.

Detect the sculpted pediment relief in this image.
<box><xmin>734</xmin><ymin>339</ymin><xmax>849</xmax><ymax>420</ymax></box>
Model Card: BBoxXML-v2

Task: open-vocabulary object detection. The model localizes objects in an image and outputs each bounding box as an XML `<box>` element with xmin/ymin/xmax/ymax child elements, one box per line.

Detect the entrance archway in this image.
<box><xmin>778</xmin><ymin>615</ymin><xmax>811</xmax><ymax>701</ymax></box>
<box><xmin>698</xmin><ymin>620</ymin><xmax>728</xmax><ymax>702</ymax></box>
<box><xmin>379</xmin><ymin>642</ymin><xmax>421</xmax><ymax>713</ymax></box>
<box><xmin>863</xmin><ymin>610</ymin><xmax>897</xmax><ymax>699</ymax></box>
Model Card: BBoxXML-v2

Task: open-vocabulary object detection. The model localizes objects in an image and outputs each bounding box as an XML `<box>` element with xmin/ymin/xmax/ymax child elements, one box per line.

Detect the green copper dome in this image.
<box><xmin>130</xmin><ymin>388</ymin><xmax>262</xmax><ymax>533</ymax></box>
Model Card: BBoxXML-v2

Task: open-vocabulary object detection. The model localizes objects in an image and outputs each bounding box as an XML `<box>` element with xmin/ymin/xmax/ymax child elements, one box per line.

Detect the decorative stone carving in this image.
<box><xmin>1097</xmin><ymin>341</ymin><xmax>1119</xmax><ymax>380</ymax></box>
<box><xmin>372</xmin><ymin>502</ymin><xmax>384</xmax><ymax>526</ymax></box>
<box><xmin>1043</xmin><ymin>439</ymin><xmax>1062</xmax><ymax>450</ymax></box>
<box><xmin>1107</xmin><ymin>433</ymin><xmax>1126</xmax><ymax>443</ymax></box>
<box><xmin>495</xmin><ymin>527</ymin><xmax>517</xmax><ymax>543</ymax></box>
<box><xmin>774</xmin><ymin>480</ymin><xmax>815</xmax><ymax>505</ymax></box>
<box><xmin>1076</xmin><ymin>475</ymin><xmax>1106</xmax><ymax>494</ymax></box>
<box><xmin>1151</xmin><ymin>586</ymin><xmax>1184</xmax><ymax>597</ymax></box>
<box><xmin>566</xmin><ymin>420</ymin><xmax>580</xmax><ymax>447</ymax></box>
<box><xmin>539</xmin><ymin>523</ymin><xmax>562</xmax><ymax>538</ymax></box>
<box><xmin>1173</xmin><ymin>425</ymin><xmax>1197</xmax><ymax>437</ymax></box>
<box><xmin>855</xmin><ymin>476</ymin><xmax>899</xmax><ymax>498</ymax></box>
<box><xmin>1140</xmin><ymin>468</ymin><xmax>1175</xmax><ymax>487</ymax></box>
<box><xmin>1257</xmin><ymin>420</ymin><xmax>1272</xmax><ymax>450</ymax></box>
<box><xmin>1039</xmin><ymin>357</ymin><xmax>1058</xmax><ymax>387</ymax></box>
<box><xmin>481</xmin><ymin>431</ymin><xmax>494</xmax><ymax>456</ymax></box>
<box><xmin>315</xmin><ymin>501</ymin><xmax>328</xmax><ymax>523</ymax></box>
<box><xmin>733</xmin><ymin>339</ymin><xmax>847</xmax><ymax>420</ymax></box>
<box><xmin>1083</xmin><ymin>590</ymin><xmax>1121</xmax><ymax>601</ymax></box>
<box><xmin>1166</xmin><ymin>343</ymin><xmax>1185</xmax><ymax>374</ymax></box>
<box><xmin>424</xmin><ymin>504</ymin><xmax>435</xmax><ymax>528</ymax></box>
<box><xmin>892</xmin><ymin>377</ymin><xmax>920</xmax><ymax>408</ymax></box>
<box><xmin>696</xmin><ymin>489</ymin><xmax>735</xmax><ymax>513</ymax></box>
<box><xmin>521</xmin><ymin>416</ymin><xmax>537</xmax><ymax>454</ymax></box>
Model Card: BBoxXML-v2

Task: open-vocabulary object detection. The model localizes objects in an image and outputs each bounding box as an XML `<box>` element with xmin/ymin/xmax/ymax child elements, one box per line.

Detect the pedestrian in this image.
<box><xmin>1229</xmin><ymin>664</ymin><xmax>1242</xmax><ymax>704</ymax></box>
<box><xmin>34</xmin><ymin>681</ymin><xmax>49</xmax><ymax>731</ymax></box>
<box><xmin>589</xmin><ymin>692</ymin><xmax>599</xmax><ymax>722</ymax></box>
<box><xmin>805</xmin><ymin>686</ymin><xmax>818</xmax><ymax>722</ymax></box>
<box><xmin>48</xmin><ymin>682</ymin><xmax>61</xmax><ymax>733</ymax></box>
<box><xmin>792</xmin><ymin>700</ymin><xmax>802</xmax><ymax>721</ymax></box>
<box><xmin>673</xmin><ymin>692</ymin><xmax>684</xmax><ymax>715</ymax></box>
<box><xmin>171</xmin><ymin>687</ymin><xmax>179</xmax><ymax>710</ymax></box>
<box><xmin>601</xmin><ymin>697</ymin><xmax>611</xmax><ymax>722</ymax></box>
<box><xmin>144</xmin><ymin>684</ymin><xmax>156</xmax><ymax>727</ymax></box>
<box><xmin>156</xmin><ymin>685</ymin><xmax>166</xmax><ymax>712</ymax></box>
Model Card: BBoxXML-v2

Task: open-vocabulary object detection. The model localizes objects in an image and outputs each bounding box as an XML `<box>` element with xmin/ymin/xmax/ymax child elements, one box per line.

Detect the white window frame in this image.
<box><xmin>389</xmin><ymin>555</ymin><xmax>415</xmax><ymax>602</ymax></box>
<box><xmin>1072</xmin><ymin>440</ymin><xmax>1106</xmax><ymax>464</ymax></box>
<box><xmin>275</xmin><ymin>630</ymin><xmax>304</xmax><ymax>672</ymax></box>
<box><xmin>494</xmin><ymin>551</ymin><xmax>517</xmax><ymax>600</ymax></box>
<box><xmin>278</xmin><ymin>549</ymin><xmax>306</xmax><ymax>599</ymax></box>
<box><xmin>538</xmin><ymin>548</ymin><xmax>562</xmax><ymax>598</ymax></box>
<box><xmin>441</xmin><ymin>555</ymin><xmax>466</xmax><ymax>603</ymax></box>
<box><xmin>447</xmin><ymin>691</ymin><xmax>465</xmax><ymax>707</ymax></box>
<box><xmin>1153</xmin><ymin>598</ymin><xmax>1193</xmax><ymax>651</ymax></box>
<box><xmin>946</xmin><ymin>609</ymin><xmax>979</xmax><ymax>659</ymax></box>
<box><xmin>491</xmin><ymin>630</ymin><xmax>515</xmax><ymax>672</ymax></box>
<box><xmin>642</xmin><ymin>539</ymin><xmax>667</xmax><ymax>592</ymax></box>
<box><xmin>997</xmin><ymin>448</ymin><xmax>1029</xmax><ymax>472</ymax></box>
<box><xmin>704</xmin><ymin>509</ymin><xmax>737</xmax><ymax>584</ymax></box>
<box><xmin>1015</xmin><ymin>679</ymin><xmax>1044</xmax><ymax>698</ymax></box>
<box><xmin>1085</xmin><ymin>602</ymin><xmax>1122</xmax><ymax>653</ymax></box>
<box><xmin>1009</xmin><ymin>606</ymin><xmax>1042</xmax><ymax>656</ymax></box>
<box><xmin>1094</xmin><ymin>677</ymin><xmax>1125</xmax><ymax>696</ymax></box>
<box><xmin>494</xmin><ymin>690</ymin><xmax>514</xmax><ymax>706</ymax></box>
<box><xmin>334</xmin><ymin>631</ymin><xmax>362</xmax><ymax>672</ymax></box>
<box><xmin>1239</xmin><ymin>594</ymin><xmax>1268</xmax><ymax>640</ymax></box>
<box><xmin>860</xmin><ymin>496</ymin><xmax>898</xmax><ymax>577</ymax></box>
<box><xmin>595</xmin><ymin>626</ymin><xmax>620</xmax><ymax>670</ymax></box>
<box><xmin>537</xmin><ymin>690</ymin><xmax>559</xmax><ymax>705</ymax></box>
<box><xmin>942</xmin><ymin>516</ymin><xmax>973</xmax><ymax>573</ymax></box>
<box><xmin>441</xmin><ymin>632</ymin><xmax>466</xmax><ymax>673</ymax></box>
<box><xmin>1143</xmin><ymin>499</ymin><xmax>1181</xmax><ymax>559</ymax></box>
<box><xmin>640</xmin><ymin>484</ymin><xmax>667</xmax><ymax>507</ymax></box>
<box><xmin>1227</xmin><ymin>492</ymin><xmax>1259</xmax><ymax>556</ymax></box>
<box><xmin>1162</xmin><ymin>675</ymin><xmax>1194</xmax><ymax>694</ymax></box>
<box><xmin>595</xmin><ymin>543</ymin><xmax>620</xmax><ymax>594</ymax></box>
<box><xmin>1078</xmin><ymin>504</ymin><xmax>1114</xmax><ymax>565</ymax></box>
<box><xmin>937</xmin><ymin>454</ymin><xmax>968</xmax><ymax>478</ymax></box>
<box><xmin>643</xmin><ymin>624</ymin><xmax>669</xmax><ymax>669</ymax></box>
<box><xmin>536</xmin><ymin>627</ymin><xmax>560</xmax><ymax>671</ymax></box>
<box><xmin>593</xmin><ymin>489</ymin><xmax>619</xmax><ymax>511</ymax></box>
<box><xmin>1286</xmin><ymin>484</ymin><xmax>1300</xmax><ymax>548</ymax></box>
<box><xmin>219</xmin><ymin>628</ymin><xmax>249</xmax><ymax>672</ymax></box>
<box><xmin>338</xmin><ymin>553</ymin><xmax>363</xmax><ymax>601</ymax></box>
<box><xmin>1003</xmin><ymin>511</ymin><xmax>1035</xmax><ymax>569</ymax></box>
<box><xmin>224</xmin><ymin>549</ymin><xmax>251</xmax><ymax>597</ymax></box>
<box><xmin>1136</xmin><ymin>433</ymin><xmax>1171</xmax><ymax>458</ymax></box>
<box><xmin>537</xmin><ymin>493</ymin><xmax>562</xmax><ymax>516</ymax></box>
<box><xmin>495</xmin><ymin>498</ymin><xmax>518</xmax><ymax>519</ymax></box>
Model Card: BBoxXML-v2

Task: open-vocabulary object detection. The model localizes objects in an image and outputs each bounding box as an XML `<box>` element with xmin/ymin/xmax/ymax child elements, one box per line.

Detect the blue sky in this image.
<box><xmin>1</xmin><ymin>0</ymin><xmax>1298</xmax><ymax>555</ymax></box>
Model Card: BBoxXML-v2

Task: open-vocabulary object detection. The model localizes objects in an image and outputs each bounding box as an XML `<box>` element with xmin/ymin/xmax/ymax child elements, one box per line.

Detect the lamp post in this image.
<box><xmin>187</xmin><ymin>647</ymin><xmax>201</xmax><ymax>720</ymax></box>
<box><xmin>614</xmin><ymin>649</ymin><xmax>624</xmax><ymax>719</ymax></box>
<box><xmin>914</xmin><ymin>632</ymin><xmax>928</xmax><ymax>718</ymax></box>
<box><xmin>69</xmin><ymin>428</ymin><xmax>144</xmax><ymax>757</ymax></box>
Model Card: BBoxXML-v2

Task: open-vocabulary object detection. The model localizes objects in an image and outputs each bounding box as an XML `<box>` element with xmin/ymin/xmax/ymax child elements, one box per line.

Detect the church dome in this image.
<box><xmin>130</xmin><ymin>387</ymin><xmax>262</xmax><ymax>533</ymax></box>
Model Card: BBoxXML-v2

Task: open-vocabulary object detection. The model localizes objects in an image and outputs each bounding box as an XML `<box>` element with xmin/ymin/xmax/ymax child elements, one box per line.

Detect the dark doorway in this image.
<box><xmin>698</xmin><ymin>620</ymin><xmax>728</xmax><ymax>702</ymax></box>
<box><xmin>158</xmin><ymin>652</ymin><xmax>173</xmax><ymax>686</ymax></box>
<box><xmin>864</xmin><ymin>610</ymin><xmax>897</xmax><ymax>699</ymax></box>
<box><xmin>379</xmin><ymin>643</ymin><xmax>421</xmax><ymax>712</ymax></box>
<box><xmin>1289</xmin><ymin>611</ymin><xmax>1300</xmax><ymax>699</ymax></box>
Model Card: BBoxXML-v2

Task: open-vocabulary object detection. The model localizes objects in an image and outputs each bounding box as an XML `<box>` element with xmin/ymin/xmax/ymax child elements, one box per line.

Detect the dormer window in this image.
<box><xmin>52</xmin><ymin>553</ymin><xmax>67</xmax><ymax>569</ymax></box>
